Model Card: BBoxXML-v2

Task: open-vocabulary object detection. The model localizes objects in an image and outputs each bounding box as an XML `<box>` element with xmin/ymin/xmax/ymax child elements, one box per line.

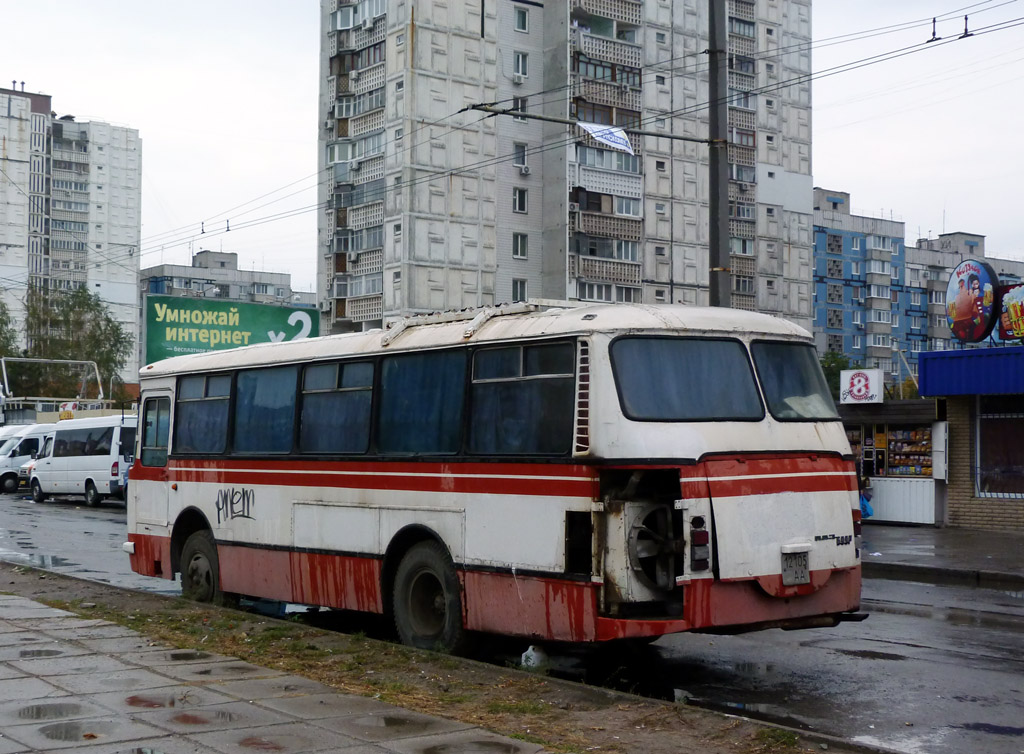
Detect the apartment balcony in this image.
<box><xmin>347</xmin><ymin>293</ymin><xmax>383</xmax><ymax>323</ymax></box>
<box><xmin>51</xmin><ymin>149</ymin><xmax>88</xmax><ymax>164</ymax></box>
<box><xmin>569</xmin><ymin>253</ymin><xmax>641</xmax><ymax>285</ymax></box>
<box><xmin>350</xmin><ymin>108</ymin><xmax>385</xmax><ymax>138</ymax></box>
<box><xmin>731</xmin><ymin>293</ymin><xmax>756</xmax><ymax>311</ymax></box>
<box><xmin>728</xmin><ymin>108</ymin><xmax>755</xmax><ymax>130</ymax></box>
<box><xmin>570</xmin><ymin>210</ymin><xmax>642</xmax><ymax>241</ymax></box>
<box><xmin>570</xmin><ymin>28</ymin><xmax>641</xmax><ymax>69</ymax></box>
<box><xmin>729</xmin><ymin>0</ymin><xmax>756</xmax><ymax>21</ymax></box>
<box><xmin>728</xmin><ymin>70</ymin><xmax>755</xmax><ymax>91</ymax></box>
<box><xmin>729</xmin><ymin>219</ymin><xmax>756</xmax><ymax>239</ymax></box>
<box><xmin>350</xmin><ymin>62</ymin><xmax>385</xmax><ymax>95</ymax></box>
<box><xmin>729</xmin><ymin>144</ymin><xmax>756</xmax><ymax>167</ymax></box>
<box><xmin>728</xmin><ymin>36</ymin><xmax>756</xmax><ymax>57</ymax></box>
<box><xmin>576</xmin><ymin>166</ymin><xmax>642</xmax><ymax>200</ymax></box>
<box><xmin>571</xmin><ymin>75</ymin><xmax>642</xmax><ymax>111</ymax></box>
<box><xmin>571</xmin><ymin>0</ymin><xmax>642</xmax><ymax>26</ymax></box>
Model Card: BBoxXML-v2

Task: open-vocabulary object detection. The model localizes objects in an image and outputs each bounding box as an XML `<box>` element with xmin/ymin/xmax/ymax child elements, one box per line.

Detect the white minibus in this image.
<box><xmin>0</xmin><ymin>424</ymin><xmax>56</xmax><ymax>494</ymax></box>
<box><xmin>32</xmin><ymin>415</ymin><xmax>137</xmax><ymax>506</ymax></box>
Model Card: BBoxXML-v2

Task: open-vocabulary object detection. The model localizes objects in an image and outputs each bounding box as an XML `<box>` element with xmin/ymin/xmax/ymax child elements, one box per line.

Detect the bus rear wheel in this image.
<box><xmin>180</xmin><ymin>530</ymin><xmax>238</xmax><ymax>608</ymax></box>
<box><xmin>31</xmin><ymin>479</ymin><xmax>45</xmax><ymax>504</ymax></box>
<box><xmin>392</xmin><ymin>541</ymin><xmax>467</xmax><ymax>654</ymax></box>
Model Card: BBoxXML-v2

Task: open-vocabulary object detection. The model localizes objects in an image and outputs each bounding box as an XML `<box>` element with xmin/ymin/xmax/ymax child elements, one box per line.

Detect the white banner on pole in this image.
<box><xmin>576</xmin><ymin>122</ymin><xmax>634</xmax><ymax>155</ymax></box>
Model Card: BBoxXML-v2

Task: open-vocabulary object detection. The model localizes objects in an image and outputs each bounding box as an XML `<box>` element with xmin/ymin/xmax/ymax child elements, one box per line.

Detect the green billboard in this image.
<box><xmin>144</xmin><ymin>295</ymin><xmax>320</xmax><ymax>365</ymax></box>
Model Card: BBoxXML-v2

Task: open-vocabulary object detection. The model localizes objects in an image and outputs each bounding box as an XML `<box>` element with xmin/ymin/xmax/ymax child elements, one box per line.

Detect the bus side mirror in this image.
<box><xmin>30</xmin><ymin>452</ymin><xmax>37</xmax><ymax>460</ymax></box>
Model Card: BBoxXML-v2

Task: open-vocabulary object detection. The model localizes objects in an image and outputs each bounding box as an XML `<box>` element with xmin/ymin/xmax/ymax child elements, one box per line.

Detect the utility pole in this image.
<box><xmin>708</xmin><ymin>0</ymin><xmax>730</xmax><ymax>308</ymax></box>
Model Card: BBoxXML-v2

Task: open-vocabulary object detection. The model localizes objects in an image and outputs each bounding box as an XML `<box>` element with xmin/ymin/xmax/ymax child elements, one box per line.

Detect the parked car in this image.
<box><xmin>0</xmin><ymin>424</ymin><xmax>56</xmax><ymax>494</ymax></box>
<box><xmin>31</xmin><ymin>415</ymin><xmax>136</xmax><ymax>506</ymax></box>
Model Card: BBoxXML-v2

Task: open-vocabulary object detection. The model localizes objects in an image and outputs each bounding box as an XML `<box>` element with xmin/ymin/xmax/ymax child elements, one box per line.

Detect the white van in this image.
<box><xmin>31</xmin><ymin>415</ymin><xmax>137</xmax><ymax>506</ymax></box>
<box><xmin>0</xmin><ymin>424</ymin><xmax>56</xmax><ymax>494</ymax></box>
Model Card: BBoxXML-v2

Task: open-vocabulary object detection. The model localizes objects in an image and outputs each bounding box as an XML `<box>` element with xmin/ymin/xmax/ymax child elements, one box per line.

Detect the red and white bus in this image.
<box><xmin>124</xmin><ymin>303</ymin><xmax>864</xmax><ymax>652</ymax></box>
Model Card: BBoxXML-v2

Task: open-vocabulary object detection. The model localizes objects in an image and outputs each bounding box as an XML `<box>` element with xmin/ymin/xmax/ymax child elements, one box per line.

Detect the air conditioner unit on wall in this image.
<box><xmin>361</xmin><ymin>17</ymin><xmax>372</xmax><ymax>29</ymax></box>
<box><xmin>347</xmin><ymin>252</ymin><xmax>359</xmax><ymax>263</ymax></box>
<box><xmin>350</xmin><ymin>69</ymin><xmax>360</xmax><ymax>81</ymax></box>
<box><xmin>519</xmin><ymin>165</ymin><xmax>531</xmax><ymax>175</ymax></box>
<box><xmin>568</xmin><ymin>202</ymin><xmax>580</xmax><ymax>212</ymax></box>
<box><xmin>512</xmin><ymin>73</ymin><xmax>526</xmax><ymax>85</ymax></box>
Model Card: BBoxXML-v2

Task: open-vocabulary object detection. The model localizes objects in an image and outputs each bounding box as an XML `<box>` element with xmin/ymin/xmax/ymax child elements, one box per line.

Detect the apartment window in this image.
<box><xmin>891</xmin><ymin>266</ymin><xmax>900</xmax><ymax>281</ymax></box>
<box><xmin>730</xmin><ymin>237</ymin><xmax>754</xmax><ymax>256</ymax></box>
<box><xmin>870</xmin><ymin>334</ymin><xmax>891</xmax><ymax>348</ymax></box>
<box><xmin>616</xmin><ymin>286</ymin><xmax>640</xmax><ymax>303</ymax></box>
<box><xmin>616</xmin><ymin>196</ymin><xmax>641</xmax><ymax>216</ymax></box>
<box><xmin>732</xmin><ymin>275</ymin><xmax>755</xmax><ymax>294</ymax></box>
<box><xmin>656</xmin><ymin>75</ymin><xmax>666</xmax><ymax>85</ymax></box>
<box><xmin>765</xmin><ymin>135</ymin><xmax>775</xmax><ymax>143</ymax></box>
<box><xmin>912</xmin><ymin>292</ymin><xmax>922</xmax><ymax>306</ymax></box>
<box><xmin>655</xmin><ymin>160</ymin><xmax>666</xmax><ymax>172</ymax></box>
<box><xmin>514</xmin><ymin>51</ymin><xmax>529</xmax><ymax>77</ymax></box>
<box><xmin>396</xmin><ymin>33</ymin><xmax>405</xmax><ymax>45</ymax></box>
<box><xmin>869</xmin><ymin>310</ymin><xmax>892</xmax><ymax>324</ymax></box>
<box><xmin>512</xmin><ymin>233</ymin><xmax>528</xmax><ymax>259</ymax></box>
<box><xmin>513</xmin><ymin>143</ymin><xmax>527</xmax><ymax>166</ymax></box>
<box><xmin>514</xmin><ymin>6</ymin><xmax>528</xmax><ymax>32</ymax></box>
<box><xmin>866</xmin><ymin>259</ymin><xmax>891</xmax><ymax>276</ymax></box>
<box><xmin>654</xmin><ymin>202</ymin><xmax>666</xmax><ymax>215</ymax></box>
<box><xmin>927</xmin><ymin>290</ymin><xmax>945</xmax><ymax>308</ymax></box>
<box><xmin>766</xmin><ymin>63</ymin><xmax>775</xmax><ymax>74</ymax></box>
<box><xmin>868</xmin><ymin>285</ymin><xmax>891</xmax><ymax>299</ymax></box>
<box><xmin>394</xmin><ymin>127</ymin><xmax>403</xmax><ymax>141</ymax></box>
<box><xmin>911</xmin><ymin>316</ymin><xmax>923</xmax><ymax>329</ymax></box>
<box><xmin>512</xmin><ymin>278</ymin><xmax>528</xmax><ymax>303</ymax></box>
<box><xmin>615</xmin><ymin>240</ymin><xmax>639</xmax><ymax>262</ymax></box>
<box><xmin>729</xmin><ymin>18</ymin><xmax>755</xmax><ymax>36</ymax></box>
<box><xmin>892</xmin><ymin>314</ymin><xmax>900</xmax><ymax>328</ymax></box>
<box><xmin>655</xmin><ymin>32</ymin><xmax>667</xmax><ymax>44</ymax></box>
<box><xmin>512</xmin><ymin>97</ymin><xmax>528</xmax><ymax>120</ymax></box>
<box><xmin>765</xmin><ymin>98</ymin><xmax>776</xmax><ymax>110</ymax></box>
<box><xmin>853</xmin><ymin>335</ymin><xmax>863</xmax><ymax>350</ymax></box>
<box><xmin>513</xmin><ymin>187</ymin><xmax>528</xmax><ymax>213</ymax></box>
<box><xmin>654</xmin><ymin>290</ymin><xmax>667</xmax><ymax>302</ymax></box>
<box><xmin>393</xmin><ymin>223</ymin><xmax>402</xmax><ymax>237</ymax></box>
<box><xmin>852</xmin><ymin>237</ymin><xmax>861</xmax><ymax>250</ymax></box>
<box><xmin>578</xmin><ymin>282</ymin><xmax>612</xmax><ymax>302</ymax></box>
<box><xmin>655</xmin><ymin>245</ymin><xmax>666</xmax><ymax>256</ymax></box>
<box><xmin>396</xmin><ymin>80</ymin><xmax>404</xmax><ymax>92</ymax></box>
<box><xmin>851</xmin><ymin>261</ymin><xmax>861</xmax><ymax>276</ymax></box>
<box><xmin>852</xmin><ymin>310</ymin><xmax>862</xmax><ymax>325</ymax></box>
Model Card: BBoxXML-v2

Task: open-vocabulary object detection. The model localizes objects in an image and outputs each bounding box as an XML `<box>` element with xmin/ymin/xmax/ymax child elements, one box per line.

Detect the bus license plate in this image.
<box><xmin>782</xmin><ymin>551</ymin><xmax>809</xmax><ymax>586</ymax></box>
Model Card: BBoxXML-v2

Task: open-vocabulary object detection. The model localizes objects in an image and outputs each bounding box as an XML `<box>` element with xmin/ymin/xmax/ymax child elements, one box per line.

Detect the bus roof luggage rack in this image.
<box><xmin>380</xmin><ymin>300</ymin><xmax>585</xmax><ymax>346</ymax></box>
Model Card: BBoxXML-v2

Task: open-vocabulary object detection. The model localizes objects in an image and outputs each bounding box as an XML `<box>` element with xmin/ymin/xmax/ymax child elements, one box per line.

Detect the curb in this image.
<box><xmin>862</xmin><ymin>561</ymin><xmax>1024</xmax><ymax>591</ymax></box>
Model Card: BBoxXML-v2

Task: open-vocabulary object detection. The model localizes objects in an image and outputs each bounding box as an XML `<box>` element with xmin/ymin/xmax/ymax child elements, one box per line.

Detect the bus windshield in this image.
<box><xmin>611</xmin><ymin>337</ymin><xmax>764</xmax><ymax>421</ymax></box>
<box><xmin>751</xmin><ymin>341</ymin><xmax>838</xmax><ymax>421</ymax></box>
<box><xmin>0</xmin><ymin>437</ymin><xmax>21</xmax><ymax>456</ymax></box>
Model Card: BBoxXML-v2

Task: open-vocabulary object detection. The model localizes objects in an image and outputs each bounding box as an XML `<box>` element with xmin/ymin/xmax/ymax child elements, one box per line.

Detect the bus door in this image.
<box><xmin>136</xmin><ymin>395</ymin><xmax>172</xmax><ymax>526</ymax></box>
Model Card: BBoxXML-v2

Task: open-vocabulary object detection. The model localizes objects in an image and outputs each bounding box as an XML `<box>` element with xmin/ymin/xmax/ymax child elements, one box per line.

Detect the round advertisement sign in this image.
<box><xmin>946</xmin><ymin>259</ymin><xmax>999</xmax><ymax>342</ymax></box>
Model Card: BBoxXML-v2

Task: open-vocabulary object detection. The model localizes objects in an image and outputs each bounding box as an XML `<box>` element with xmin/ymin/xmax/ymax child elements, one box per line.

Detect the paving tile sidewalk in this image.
<box><xmin>0</xmin><ymin>594</ymin><xmax>545</xmax><ymax>754</ymax></box>
<box><xmin>861</xmin><ymin>523</ymin><xmax>1024</xmax><ymax>590</ymax></box>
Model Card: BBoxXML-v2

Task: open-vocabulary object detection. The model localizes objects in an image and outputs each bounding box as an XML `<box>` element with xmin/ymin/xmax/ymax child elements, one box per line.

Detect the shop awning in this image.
<box><xmin>919</xmin><ymin>345</ymin><xmax>1024</xmax><ymax>396</ymax></box>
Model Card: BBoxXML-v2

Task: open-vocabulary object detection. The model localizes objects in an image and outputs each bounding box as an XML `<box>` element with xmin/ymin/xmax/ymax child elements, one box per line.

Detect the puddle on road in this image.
<box><xmin>17</xmin><ymin>702</ymin><xmax>82</xmax><ymax>720</ymax></box>
<box><xmin>167</xmin><ymin>650</ymin><xmax>210</xmax><ymax>661</ymax></box>
<box><xmin>40</xmin><ymin>720</ymin><xmax>114</xmax><ymax>741</ymax></box>
<box><xmin>423</xmin><ymin>742</ymin><xmax>525</xmax><ymax>754</ymax></box>
<box><xmin>18</xmin><ymin>648</ymin><xmax>63</xmax><ymax>658</ymax></box>
<box><xmin>832</xmin><ymin>648</ymin><xmax>907</xmax><ymax>661</ymax></box>
<box><xmin>952</xmin><ymin>722</ymin><xmax>1024</xmax><ymax>736</ymax></box>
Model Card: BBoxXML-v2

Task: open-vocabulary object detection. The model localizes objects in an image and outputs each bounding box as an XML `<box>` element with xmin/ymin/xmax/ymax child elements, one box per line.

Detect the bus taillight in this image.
<box><xmin>111</xmin><ymin>461</ymin><xmax>119</xmax><ymax>478</ymax></box>
<box><xmin>852</xmin><ymin>508</ymin><xmax>862</xmax><ymax>559</ymax></box>
<box><xmin>690</xmin><ymin>518</ymin><xmax>710</xmax><ymax>572</ymax></box>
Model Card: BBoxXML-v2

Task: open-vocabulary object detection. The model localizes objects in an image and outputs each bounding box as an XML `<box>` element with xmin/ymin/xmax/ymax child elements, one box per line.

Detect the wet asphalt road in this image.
<box><xmin>1</xmin><ymin>491</ymin><xmax>1022</xmax><ymax>754</ymax></box>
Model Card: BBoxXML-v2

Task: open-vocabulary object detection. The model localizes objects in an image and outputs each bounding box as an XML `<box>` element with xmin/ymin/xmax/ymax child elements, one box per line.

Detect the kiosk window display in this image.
<box><xmin>846</xmin><ymin>423</ymin><xmax>933</xmax><ymax>478</ymax></box>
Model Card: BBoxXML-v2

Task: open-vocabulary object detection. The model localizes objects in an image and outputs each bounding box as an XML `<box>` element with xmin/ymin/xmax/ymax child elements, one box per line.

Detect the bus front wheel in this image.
<box><xmin>180</xmin><ymin>530</ymin><xmax>238</xmax><ymax>608</ymax></box>
<box><xmin>392</xmin><ymin>541</ymin><xmax>467</xmax><ymax>654</ymax></box>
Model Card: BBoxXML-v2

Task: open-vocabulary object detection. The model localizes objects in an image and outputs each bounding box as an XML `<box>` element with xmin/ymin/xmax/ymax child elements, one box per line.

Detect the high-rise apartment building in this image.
<box><xmin>317</xmin><ymin>0</ymin><xmax>814</xmax><ymax>334</ymax></box>
<box><xmin>0</xmin><ymin>86</ymin><xmax>142</xmax><ymax>380</ymax></box>
<box><xmin>812</xmin><ymin>188</ymin><xmax>1024</xmax><ymax>382</ymax></box>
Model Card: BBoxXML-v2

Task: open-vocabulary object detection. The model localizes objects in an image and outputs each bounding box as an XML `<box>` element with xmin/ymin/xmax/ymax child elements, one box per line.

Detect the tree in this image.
<box><xmin>0</xmin><ymin>298</ymin><xmax>18</xmax><ymax>359</ymax></box>
<box><xmin>819</xmin><ymin>351</ymin><xmax>851</xmax><ymax>401</ymax></box>
<box><xmin>11</xmin><ymin>287</ymin><xmax>133</xmax><ymax>398</ymax></box>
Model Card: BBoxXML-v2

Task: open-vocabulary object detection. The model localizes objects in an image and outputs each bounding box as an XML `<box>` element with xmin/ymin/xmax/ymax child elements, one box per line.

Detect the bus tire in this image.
<box><xmin>392</xmin><ymin>540</ymin><xmax>467</xmax><ymax>654</ymax></box>
<box><xmin>31</xmin><ymin>479</ymin><xmax>45</xmax><ymax>504</ymax></box>
<box><xmin>84</xmin><ymin>481</ymin><xmax>103</xmax><ymax>507</ymax></box>
<box><xmin>181</xmin><ymin>530</ymin><xmax>238</xmax><ymax>608</ymax></box>
<box><xmin>1</xmin><ymin>474</ymin><xmax>17</xmax><ymax>495</ymax></box>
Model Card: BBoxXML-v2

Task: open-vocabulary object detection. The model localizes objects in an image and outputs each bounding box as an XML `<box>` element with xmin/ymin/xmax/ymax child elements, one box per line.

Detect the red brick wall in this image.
<box><xmin>945</xmin><ymin>396</ymin><xmax>1024</xmax><ymax>531</ymax></box>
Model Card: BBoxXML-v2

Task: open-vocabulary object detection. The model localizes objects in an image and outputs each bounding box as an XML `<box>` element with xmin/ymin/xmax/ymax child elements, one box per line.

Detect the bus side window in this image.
<box><xmin>141</xmin><ymin>397</ymin><xmax>171</xmax><ymax>467</ymax></box>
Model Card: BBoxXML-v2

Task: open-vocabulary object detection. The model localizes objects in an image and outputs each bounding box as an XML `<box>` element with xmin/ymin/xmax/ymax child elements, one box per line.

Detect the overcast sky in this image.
<box><xmin>4</xmin><ymin>1</ymin><xmax>1023</xmax><ymax>293</ymax></box>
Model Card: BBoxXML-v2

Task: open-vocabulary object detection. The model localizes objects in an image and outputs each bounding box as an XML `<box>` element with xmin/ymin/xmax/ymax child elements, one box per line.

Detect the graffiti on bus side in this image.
<box><xmin>216</xmin><ymin>488</ymin><xmax>255</xmax><ymax>524</ymax></box>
